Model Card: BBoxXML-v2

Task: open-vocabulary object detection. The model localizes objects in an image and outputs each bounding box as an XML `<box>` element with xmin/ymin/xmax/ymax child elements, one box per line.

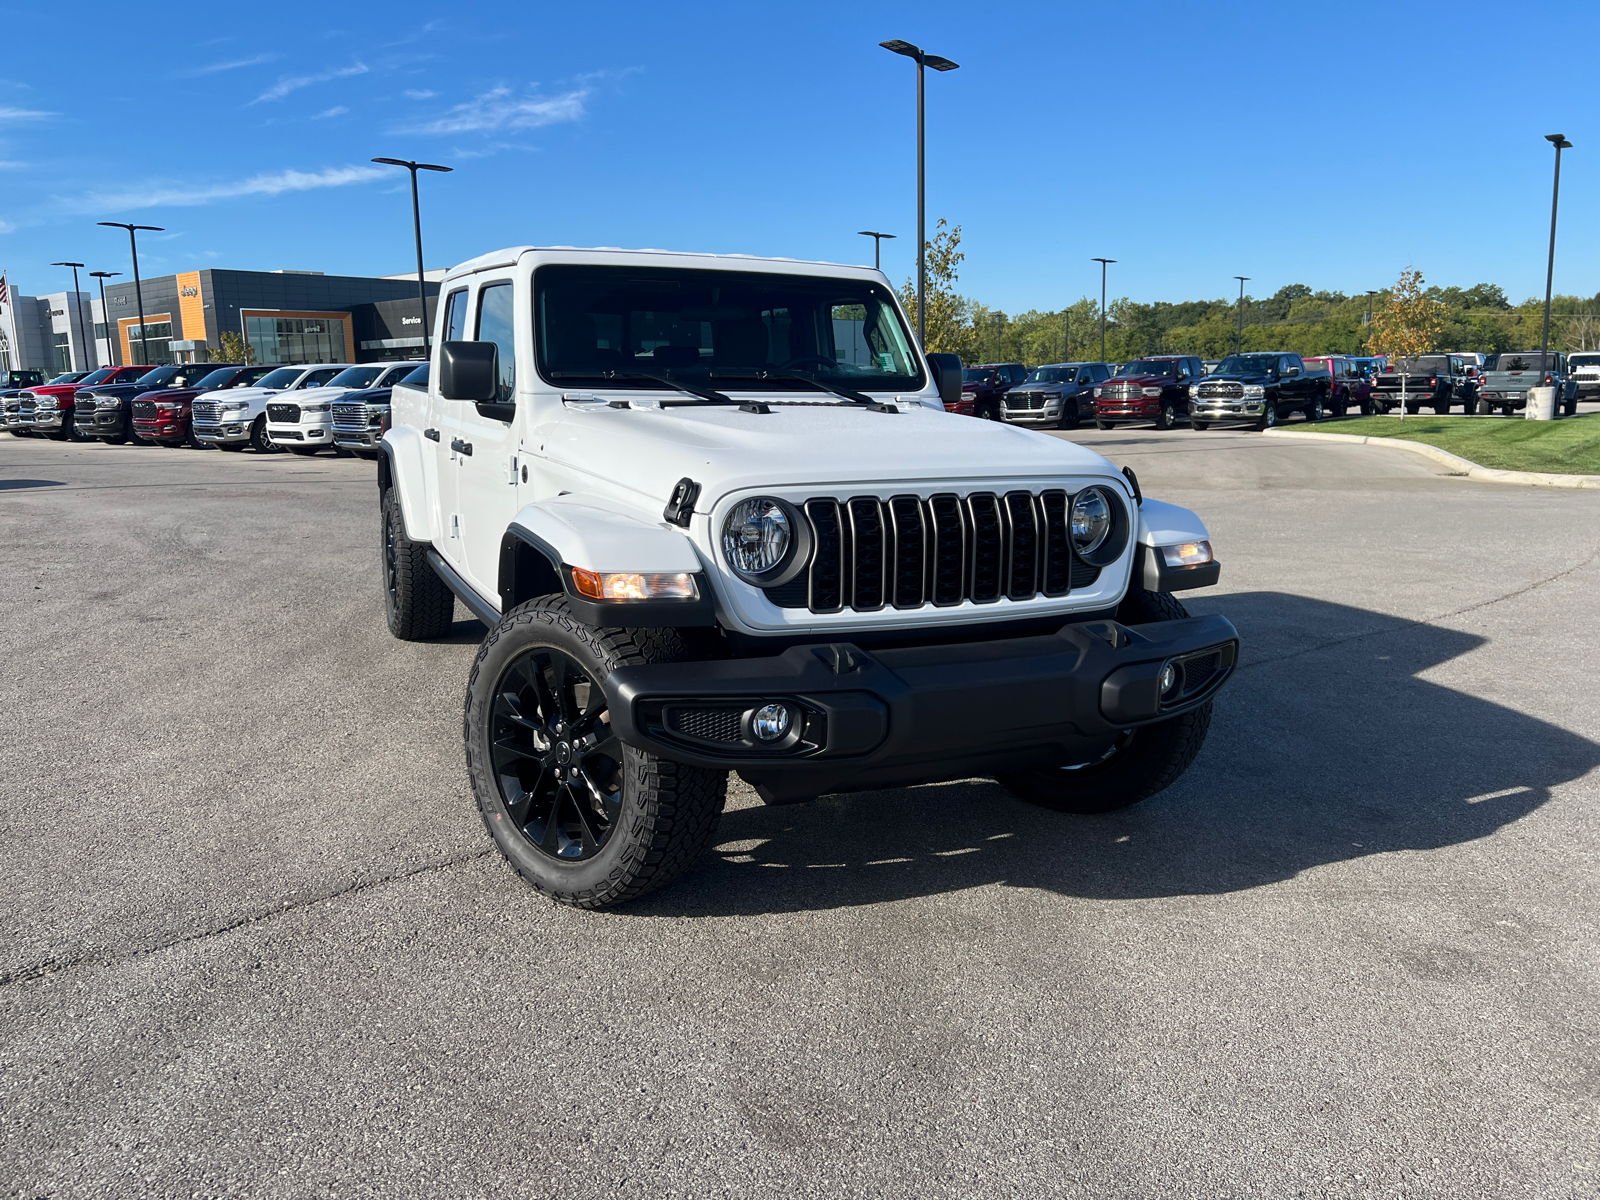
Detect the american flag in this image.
<box><xmin>0</xmin><ymin>274</ymin><xmax>8</xmax><ymax>306</ymax></box>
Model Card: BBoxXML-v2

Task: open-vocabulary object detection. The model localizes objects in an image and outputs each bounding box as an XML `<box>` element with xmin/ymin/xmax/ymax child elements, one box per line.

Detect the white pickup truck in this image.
<box><xmin>193</xmin><ymin>363</ymin><xmax>351</xmax><ymax>453</ymax></box>
<box><xmin>378</xmin><ymin>246</ymin><xmax>1238</xmax><ymax>908</ymax></box>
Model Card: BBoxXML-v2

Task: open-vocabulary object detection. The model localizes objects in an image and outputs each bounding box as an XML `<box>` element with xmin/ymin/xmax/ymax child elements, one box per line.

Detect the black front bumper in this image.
<box><xmin>607</xmin><ymin>614</ymin><xmax>1238</xmax><ymax>802</ymax></box>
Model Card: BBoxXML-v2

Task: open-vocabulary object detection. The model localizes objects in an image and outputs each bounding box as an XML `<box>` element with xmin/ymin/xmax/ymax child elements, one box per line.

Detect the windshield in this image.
<box><xmin>963</xmin><ymin>368</ymin><xmax>996</xmax><ymax>382</ymax></box>
<box><xmin>78</xmin><ymin>369</ymin><xmax>117</xmax><ymax>385</ymax></box>
<box><xmin>137</xmin><ymin>366</ymin><xmax>183</xmax><ymax>387</ymax></box>
<box><xmin>326</xmin><ymin>366</ymin><xmax>386</xmax><ymax>389</ymax></box>
<box><xmin>1120</xmin><ymin>359</ymin><xmax>1177</xmax><ymax>378</ymax></box>
<box><xmin>1024</xmin><ymin>367</ymin><xmax>1078</xmax><ymax>384</ymax></box>
<box><xmin>1213</xmin><ymin>355</ymin><xmax>1280</xmax><ymax>375</ymax></box>
<box><xmin>398</xmin><ymin>363</ymin><xmax>430</xmax><ymax>388</ymax></box>
<box><xmin>536</xmin><ymin>265</ymin><xmax>924</xmax><ymax>393</ymax></box>
<box><xmin>1567</xmin><ymin>354</ymin><xmax>1600</xmax><ymax>368</ymax></box>
<box><xmin>255</xmin><ymin>367</ymin><xmax>305</xmax><ymax>389</ymax></box>
<box><xmin>46</xmin><ymin>372</ymin><xmax>87</xmax><ymax>384</ymax></box>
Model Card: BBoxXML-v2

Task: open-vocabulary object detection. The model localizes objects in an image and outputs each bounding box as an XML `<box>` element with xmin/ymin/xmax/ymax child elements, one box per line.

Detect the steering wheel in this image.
<box><xmin>779</xmin><ymin>355</ymin><xmax>839</xmax><ymax>372</ymax></box>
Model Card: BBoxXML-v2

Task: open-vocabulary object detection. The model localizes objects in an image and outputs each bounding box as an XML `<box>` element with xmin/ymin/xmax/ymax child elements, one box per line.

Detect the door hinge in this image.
<box><xmin>450</xmin><ymin>513</ymin><xmax>460</xmax><ymax>539</ymax></box>
<box><xmin>508</xmin><ymin>454</ymin><xmax>519</xmax><ymax>485</ymax></box>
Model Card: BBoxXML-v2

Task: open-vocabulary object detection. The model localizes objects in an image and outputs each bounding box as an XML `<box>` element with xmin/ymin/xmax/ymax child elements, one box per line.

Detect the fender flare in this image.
<box><xmin>1134</xmin><ymin>499</ymin><xmax>1219</xmax><ymax>593</ymax></box>
<box><xmin>500</xmin><ymin>498</ymin><xmax>716</xmax><ymax>626</ymax></box>
<box><xmin>377</xmin><ymin>425</ymin><xmax>436</xmax><ymax>543</ymax></box>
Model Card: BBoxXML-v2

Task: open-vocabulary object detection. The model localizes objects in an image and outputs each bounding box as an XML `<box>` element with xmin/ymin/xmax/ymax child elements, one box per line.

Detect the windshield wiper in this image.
<box><xmin>549</xmin><ymin>369</ymin><xmax>734</xmax><ymax>405</ymax></box>
<box><xmin>708</xmin><ymin>369</ymin><xmax>888</xmax><ymax>408</ymax></box>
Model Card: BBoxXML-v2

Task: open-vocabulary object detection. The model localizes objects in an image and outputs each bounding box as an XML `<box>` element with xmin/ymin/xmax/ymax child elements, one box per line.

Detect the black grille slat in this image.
<box><xmin>132</xmin><ymin>401</ymin><xmax>155</xmax><ymax>419</ymax></box>
<box><xmin>967</xmin><ymin>493</ymin><xmax>1003</xmax><ymax>604</ymax></box>
<box><xmin>929</xmin><ymin>494</ymin><xmax>966</xmax><ymax>606</ymax></box>
<box><xmin>805</xmin><ymin>500</ymin><xmax>844</xmax><ymax>613</ymax></box>
<box><xmin>1004</xmin><ymin>491</ymin><xmax>1038</xmax><ymax>600</ymax></box>
<box><xmin>888</xmin><ymin>496</ymin><xmax>926</xmax><ymax>608</ymax></box>
<box><xmin>847</xmin><ymin>498</ymin><xmax>887</xmax><ymax>611</ymax></box>
<box><xmin>267</xmin><ymin>403</ymin><xmax>300</xmax><ymax>423</ymax></box>
<box><xmin>1040</xmin><ymin>491</ymin><xmax>1071</xmax><ymax>596</ymax></box>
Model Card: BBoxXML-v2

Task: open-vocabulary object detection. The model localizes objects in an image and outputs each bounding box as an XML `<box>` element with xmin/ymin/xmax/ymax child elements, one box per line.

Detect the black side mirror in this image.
<box><xmin>440</xmin><ymin>341</ymin><xmax>499</xmax><ymax>402</ymax></box>
<box><xmin>926</xmin><ymin>352</ymin><xmax>962</xmax><ymax>408</ymax></box>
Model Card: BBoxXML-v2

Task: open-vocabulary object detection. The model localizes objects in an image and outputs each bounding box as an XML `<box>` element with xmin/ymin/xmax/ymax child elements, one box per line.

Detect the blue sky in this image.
<box><xmin>2</xmin><ymin>0</ymin><xmax>1596</xmax><ymax>311</ymax></box>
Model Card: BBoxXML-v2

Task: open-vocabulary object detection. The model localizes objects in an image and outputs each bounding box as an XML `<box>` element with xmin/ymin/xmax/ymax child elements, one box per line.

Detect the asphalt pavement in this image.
<box><xmin>1</xmin><ymin>424</ymin><xmax>1596</xmax><ymax>1199</ymax></box>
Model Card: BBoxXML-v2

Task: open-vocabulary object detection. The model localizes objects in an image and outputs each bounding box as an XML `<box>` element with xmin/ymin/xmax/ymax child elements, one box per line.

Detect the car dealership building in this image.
<box><xmin>93</xmin><ymin>268</ymin><xmax>442</xmax><ymax>367</ymax></box>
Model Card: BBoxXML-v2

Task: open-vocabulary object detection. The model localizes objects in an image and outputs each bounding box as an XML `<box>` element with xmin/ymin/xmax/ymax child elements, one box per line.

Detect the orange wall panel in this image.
<box><xmin>176</xmin><ymin>272</ymin><xmax>206</xmax><ymax>343</ymax></box>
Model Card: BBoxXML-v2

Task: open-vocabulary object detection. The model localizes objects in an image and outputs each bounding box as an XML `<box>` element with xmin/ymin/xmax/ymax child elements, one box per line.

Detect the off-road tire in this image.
<box><xmin>249</xmin><ymin>416</ymin><xmax>276</xmax><ymax>453</ymax></box>
<box><xmin>996</xmin><ymin>588</ymin><xmax>1212</xmax><ymax>814</ymax></box>
<box><xmin>381</xmin><ymin>486</ymin><xmax>454</xmax><ymax>640</ymax></box>
<box><xmin>464</xmin><ymin>597</ymin><xmax>727</xmax><ymax>909</ymax></box>
<box><xmin>1476</xmin><ymin>399</ymin><xmax>1493</xmax><ymax>415</ymax></box>
<box><xmin>1433</xmin><ymin>396</ymin><xmax>1451</xmax><ymax>415</ymax></box>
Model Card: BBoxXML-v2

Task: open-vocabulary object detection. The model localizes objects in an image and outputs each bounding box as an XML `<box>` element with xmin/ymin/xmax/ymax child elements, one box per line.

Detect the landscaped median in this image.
<box><xmin>1262</xmin><ymin>414</ymin><xmax>1600</xmax><ymax>488</ymax></box>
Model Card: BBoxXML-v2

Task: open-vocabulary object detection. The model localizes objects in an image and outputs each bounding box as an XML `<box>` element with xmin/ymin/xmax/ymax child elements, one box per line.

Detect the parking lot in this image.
<box><xmin>2</xmin><ymin>429</ymin><xmax>1597</xmax><ymax>1198</ymax></box>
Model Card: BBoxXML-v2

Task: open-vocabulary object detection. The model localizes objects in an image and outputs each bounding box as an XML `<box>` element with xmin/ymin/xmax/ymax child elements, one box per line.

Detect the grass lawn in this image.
<box><xmin>1322</xmin><ymin>413</ymin><xmax>1600</xmax><ymax>475</ymax></box>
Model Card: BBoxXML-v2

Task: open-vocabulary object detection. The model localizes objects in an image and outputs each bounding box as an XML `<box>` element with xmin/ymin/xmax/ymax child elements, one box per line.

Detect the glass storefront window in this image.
<box><xmin>243</xmin><ymin>316</ymin><xmax>345</xmax><ymax>365</ymax></box>
<box><xmin>125</xmin><ymin>321</ymin><xmax>173</xmax><ymax>365</ymax></box>
<box><xmin>51</xmin><ymin>333</ymin><xmax>73</xmax><ymax>373</ymax></box>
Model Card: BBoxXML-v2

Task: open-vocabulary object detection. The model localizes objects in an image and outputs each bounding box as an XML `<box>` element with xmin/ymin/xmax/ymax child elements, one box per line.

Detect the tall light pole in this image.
<box><xmin>89</xmin><ymin>271</ymin><xmax>122</xmax><ymax>366</ymax></box>
<box><xmin>880</xmin><ymin>40</ymin><xmax>959</xmax><ymax>350</ymax></box>
<box><xmin>1091</xmin><ymin>258</ymin><xmax>1115</xmax><ymax>362</ymax></box>
<box><xmin>97</xmin><ymin>223</ymin><xmax>163</xmax><ymax>365</ymax></box>
<box><xmin>372</xmin><ymin>157</ymin><xmax>453</xmax><ymax>359</ymax></box>
<box><xmin>857</xmin><ymin>230</ymin><xmax>896</xmax><ymax>270</ymax></box>
<box><xmin>51</xmin><ymin>262</ymin><xmax>89</xmax><ymax>370</ymax></box>
<box><xmin>1233</xmin><ymin>276</ymin><xmax>1251</xmax><ymax>354</ymax></box>
<box><xmin>1364</xmin><ymin>289</ymin><xmax>1377</xmax><ymax>327</ymax></box>
<box><xmin>1540</xmin><ymin>133</ymin><xmax>1573</xmax><ymax>376</ymax></box>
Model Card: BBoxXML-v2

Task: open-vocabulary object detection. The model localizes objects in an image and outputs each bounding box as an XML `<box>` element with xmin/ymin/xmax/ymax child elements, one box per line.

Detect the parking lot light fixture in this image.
<box><xmin>97</xmin><ymin>223</ymin><xmax>163</xmax><ymax>365</ymax></box>
<box><xmin>51</xmin><ymin>262</ymin><xmax>89</xmax><ymax>370</ymax></box>
<box><xmin>1364</xmin><ymin>289</ymin><xmax>1377</xmax><ymax>329</ymax></box>
<box><xmin>1540</xmin><ymin>134</ymin><xmax>1573</xmax><ymax>378</ymax></box>
<box><xmin>880</xmin><ymin>40</ymin><xmax>959</xmax><ymax>350</ymax></box>
<box><xmin>89</xmin><ymin>271</ymin><xmax>122</xmax><ymax>366</ymax></box>
<box><xmin>1233</xmin><ymin>277</ymin><xmax>1250</xmax><ymax>355</ymax></box>
<box><xmin>1092</xmin><ymin>258</ymin><xmax>1115</xmax><ymax>362</ymax></box>
<box><xmin>372</xmin><ymin>158</ymin><xmax>454</xmax><ymax>359</ymax></box>
<box><xmin>857</xmin><ymin>230</ymin><xmax>896</xmax><ymax>271</ymax></box>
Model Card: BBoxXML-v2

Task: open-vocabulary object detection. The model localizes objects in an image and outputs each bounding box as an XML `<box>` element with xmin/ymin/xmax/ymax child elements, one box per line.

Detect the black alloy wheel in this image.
<box><xmin>249</xmin><ymin>415</ymin><xmax>276</xmax><ymax>453</ymax></box>
<box><xmin>489</xmin><ymin>646</ymin><xmax>624</xmax><ymax>863</ymax></box>
<box><xmin>1155</xmin><ymin>404</ymin><xmax>1176</xmax><ymax>431</ymax></box>
<box><xmin>1058</xmin><ymin>401</ymin><xmax>1081</xmax><ymax>430</ymax></box>
<box><xmin>1306</xmin><ymin>396</ymin><xmax>1324</xmax><ymax>422</ymax></box>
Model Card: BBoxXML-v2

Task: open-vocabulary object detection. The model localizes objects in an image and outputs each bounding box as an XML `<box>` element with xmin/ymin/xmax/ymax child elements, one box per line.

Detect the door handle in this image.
<box><xmin>451</xmin><ymin>438</ymin><xmax>473</xmax><ymax>456</ymax></box>
<box><xmin>424</xmin><ymin>428</ymin><xmax>440</xmax><ymax>441</ymax></box>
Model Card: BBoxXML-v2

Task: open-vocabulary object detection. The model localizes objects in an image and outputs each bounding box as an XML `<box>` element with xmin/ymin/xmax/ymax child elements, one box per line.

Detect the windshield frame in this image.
<box><xmin>1118</xmin><ymin>359</ymin><xmax>1179</xmax><ymax>378</ymax></box>
<box><xmin>532</xmin><ymin>264</ymin><xmax>926</xmax><ymax>396</ymax></box>
<box><xmin>1213</xmin><ymin>354</ymin><xmax>1282</xmax><ymax>375</ymax></box>
<box><xmin>1023</xmin><ymin>366</ymin><xmax>1079</xmax><ymax>385</ymax></box>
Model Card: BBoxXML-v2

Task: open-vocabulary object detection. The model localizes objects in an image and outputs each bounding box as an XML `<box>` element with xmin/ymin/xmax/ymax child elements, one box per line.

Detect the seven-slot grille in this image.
<box><xmin>131</xmin><ymin>400</ymin><xmax>156</xmax><ymax>419</ymax></box>
<box><xmin>765</xmin><ymin>490</ymin><xmax>1103</xmax><ymax>614</ymax></box>
<box><xmin>192</xmin><ymin>401</ymin><xmax>223</xmax><ymax>422</ymax></box>
<box><xmin>1196</xmin><ymin>381</ymin><xmax>1244</xmax><ymax>399</ymax></box>
<box><xmin>1101</xmin><ymin>383</ymin><xmax>1143</xmax><ymax>400</ymax></box>
<box><xmin>267</xmin><ymin>403</ymin><xmax>301</xmax><ymax>423</ymax></box>
<box><xmin>332</xmin><ymin>403</ymin><xmax>369</xmax><ymax>432</ymax></box>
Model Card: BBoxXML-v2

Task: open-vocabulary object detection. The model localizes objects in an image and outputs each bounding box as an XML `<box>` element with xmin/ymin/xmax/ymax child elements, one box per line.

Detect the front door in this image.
<box><xmin>431</xmin><ymin>286</ymin><xmax>472</xmax><ymax>572</ymax></box>
<box><xmin>434</xmin><ymin>274</ymin><xmax>524</xmax><ymax>602</ymax></box>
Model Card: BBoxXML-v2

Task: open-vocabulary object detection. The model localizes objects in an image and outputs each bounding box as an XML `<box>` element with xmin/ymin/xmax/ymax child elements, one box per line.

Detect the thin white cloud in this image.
<box><xmin>0</xmin><ymin>106</ymin><xmax>55</xmax><ymax>123</ymax></box>
<box><xmin>71</xmin><ymin>164</ymin><xmax>389</xmax><ymax>213</ymax></box>
<box><xmin>0</xmin><ymin>219</ymin><xmax>16</xmax><ymax>234</ymax></box>
<box><xmin>186</xmin><ymin>54</ymin><xmax>279</xmax><ymax>76</ymax></box>
<box><xmin>253</xmin><ymin>63</ymin><xmax>368</xmax><ymax>103</ymax></box>
<box><xmin>394</xmin><ymin>86</ymin><xmax>586</xmax><ymax>135</ymax></box>
<box><xmin>404</xmin><ymin>89</ymin><xmax>436</xmax><ymax>99</ymax></box>
<box><xmin>313</xmin><ymin>106</ymin><xmax>348</xmax><ymax>119</ymax></box>
<box><xmin>0</xmin><ymin>160</ymin><xmax>27</xmax><ymax>169</ymax></box>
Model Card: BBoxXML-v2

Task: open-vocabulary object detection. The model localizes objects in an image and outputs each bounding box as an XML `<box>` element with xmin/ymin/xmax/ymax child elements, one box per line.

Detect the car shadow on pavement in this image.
<box><xmin>633</xmin><ymin>592</ymin><xmax>1599</xmax><ymax>916</ymax></box>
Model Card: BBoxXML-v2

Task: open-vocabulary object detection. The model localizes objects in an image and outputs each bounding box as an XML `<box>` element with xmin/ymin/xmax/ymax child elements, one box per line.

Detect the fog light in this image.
<box><xmin>1159</xmin><ymin>661</ymin><xmax>1181</xmax><ymax>700</ymax></box>
<box><xmin>1160</xmin><ymin>539</ymin><xmax>1213</xmax><ymax>568</ymax></box>
<box><xmin>750</xmin><ymin>703</ymin><xmax>792</xmax><ymax>742</ymax></box>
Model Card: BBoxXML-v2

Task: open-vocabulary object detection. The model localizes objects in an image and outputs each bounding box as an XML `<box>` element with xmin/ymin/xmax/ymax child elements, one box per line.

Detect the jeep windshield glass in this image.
<box><xmin>255</xmin><ymin>367</ymin><xmax>306</xmax><ymax>390</ymax></box>
<box><xmin>1025</xmin><ymin>367</ymin><xmax>1078</xmax><ymax>383</ymax></box>
<box><xmin>1568</xmin><ymin>354</ymin><xmax>1600</xmax><ymax>367</ymax></box>
<box><xmin>535</xmin><ymin>265</ymin><xmax>924</xmax><ymax>394</ymax></box>
<box><xmin>1120</xmin><ymin>360</ymin><xmax>1177</xmax><ymax>378</ymax></box>
<box><xmin>1213</xmin><ymin>355</ymin><xmax>1279</xmax><ymax>375</ymax></box>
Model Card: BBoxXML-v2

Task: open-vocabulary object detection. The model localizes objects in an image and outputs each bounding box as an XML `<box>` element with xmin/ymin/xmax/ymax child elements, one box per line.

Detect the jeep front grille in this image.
<box><xmin>765</xmin><ymin>490</ymin><xmax>1103</xmax><ymax>613</ymax></box>
<box><xmin>1196</xmin><ymin>382</ymin><xmax>1244</xmax><ymax>400</ymax></box>
<box><xmin>267</xmin><ymin>403</ymin><xmax>301</xmax><ymax>423</ymax></box>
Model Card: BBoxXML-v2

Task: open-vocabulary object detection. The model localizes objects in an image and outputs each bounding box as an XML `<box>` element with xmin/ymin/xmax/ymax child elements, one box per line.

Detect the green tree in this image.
<box><xmin>215</xmin><ymin>330</ymin><xmax>256</xmax><ymax>365</ymax></box>
<box><xmin>899</xmin><ymin>219</ymin><xmax>973</xmax><ymax>355</ymax></box>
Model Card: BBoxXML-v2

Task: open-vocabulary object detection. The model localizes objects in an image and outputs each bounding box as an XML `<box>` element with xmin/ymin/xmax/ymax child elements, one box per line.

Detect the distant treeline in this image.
<box><xmin>900</xmin><ymin>224</ymin><xmax>1600</xmax><ymax>365</ymax></box>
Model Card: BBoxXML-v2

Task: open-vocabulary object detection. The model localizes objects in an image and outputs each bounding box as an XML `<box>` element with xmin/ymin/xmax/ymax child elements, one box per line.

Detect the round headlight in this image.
<box><xmin>1070</xmin><ymin>488</ymin><xmax>1113</xmax><ymax>556</ymax></box>
<box><xmin>721</xmin><ymin>497</ymin><xmax>794</xmax><ymax>582</ymax></box>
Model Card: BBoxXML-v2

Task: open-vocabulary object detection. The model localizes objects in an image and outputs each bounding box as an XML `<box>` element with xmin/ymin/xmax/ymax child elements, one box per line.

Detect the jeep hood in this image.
<box><xmin>542</xmin><ymin>400</ymin><xmax>1129</xmax><ymax>510</ymax></box>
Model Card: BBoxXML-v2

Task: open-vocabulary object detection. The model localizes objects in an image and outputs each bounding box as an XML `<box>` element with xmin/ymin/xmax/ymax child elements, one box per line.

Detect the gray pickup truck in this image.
<box><xmin>1477</xmin><ymin>352</ymin><xmax>1579</xmax><ymax>415</ymax></box>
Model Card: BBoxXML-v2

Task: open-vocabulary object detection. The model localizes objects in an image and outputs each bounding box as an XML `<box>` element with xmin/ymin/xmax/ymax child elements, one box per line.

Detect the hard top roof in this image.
<box><xmin>444</xmin><ymin>245</ymin><xmax>888</xmax><ymax>282</ymax></box>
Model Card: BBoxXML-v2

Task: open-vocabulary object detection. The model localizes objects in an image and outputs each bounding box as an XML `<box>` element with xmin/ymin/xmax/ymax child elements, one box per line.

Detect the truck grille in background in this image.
<box><xmin>19</xmin><ymin>397</ymin><xmax>36</xmax><ymax>416</ymax></box>
<box><xmin>1195</xmin><ymin>382</ymin><xmax>1244</xmax><ymax>399</ymax></box>
<box><xmin>132</xmin><ymin>401</ymin><xmax>156</xmax><ymax>419</ymax></box>
<box><xmin>192</xmin><ymin>401</ymin><xmax>222</xmax><ymax>421</ymax></box>
<box><xmin>1007</xmin><ymin>393</ymin><xmax>1048</xmax><ymax>410</ymax></box>
<box><xmin>1101</xmin><ymin>383</ymin><xmax>1143</xmax><ymax>400</ymax></box>
<box><xmin>332</xmin><ymin>404</ymin><xmax>368</xmax><ymax>432</ymax></box>
<box><xmin>267</xmin><ymin>404</ymin><xmax>300</xmax><ymax>423</ymax></box>
<box><xmin>765</xmin><ymin>490</ymin><xmax>1103</xmax><ymax>613</ymax></box>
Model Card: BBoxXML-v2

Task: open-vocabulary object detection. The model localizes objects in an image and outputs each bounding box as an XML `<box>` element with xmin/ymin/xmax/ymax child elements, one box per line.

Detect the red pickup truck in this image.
<box><xmin>19</xmin><ymin>365</ymin><xmax>154</xmax><ymax>440</ymax></box>
<box><xmin>1093</xmin><ymin>356</ymin><xmax>1206</xmax><ymax>429</ymax></box>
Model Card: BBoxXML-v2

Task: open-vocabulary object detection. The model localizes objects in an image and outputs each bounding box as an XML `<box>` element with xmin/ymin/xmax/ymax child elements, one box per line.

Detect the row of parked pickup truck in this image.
<box><xmin>951</xmin><ymin>350</ymin><xmax>1590</xmax><ymax>430</ymax></box>
<box><xmin>0</xmin><ymin>360</ymin><xmax>427</xmax><ymax>454</ymax></box>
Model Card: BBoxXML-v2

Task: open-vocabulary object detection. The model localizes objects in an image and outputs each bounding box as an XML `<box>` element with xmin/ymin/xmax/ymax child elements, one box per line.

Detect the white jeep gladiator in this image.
<box><xmin>378</xmin><ymin>246</ymin><xmax>1238</xmax><ymax>908</ymax></box>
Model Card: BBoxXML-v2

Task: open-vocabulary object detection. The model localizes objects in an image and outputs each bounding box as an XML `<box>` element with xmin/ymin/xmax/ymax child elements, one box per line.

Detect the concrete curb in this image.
<box><xmin>1261</xmin><ymin>428</ymin><xmax>1600</xmax><ymax>489</ymax></box>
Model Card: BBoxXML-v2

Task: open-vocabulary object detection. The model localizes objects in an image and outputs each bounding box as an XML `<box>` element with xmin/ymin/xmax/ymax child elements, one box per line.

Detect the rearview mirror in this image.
<box><xmin>926</xmin><ymin>352</ymin><xmax>962</xmax><ymax>408</ymax></box>
<box><xmin>440</xmin><ymin>341</ymin><xmax>500</xmax><ymax>402</ymax></box>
